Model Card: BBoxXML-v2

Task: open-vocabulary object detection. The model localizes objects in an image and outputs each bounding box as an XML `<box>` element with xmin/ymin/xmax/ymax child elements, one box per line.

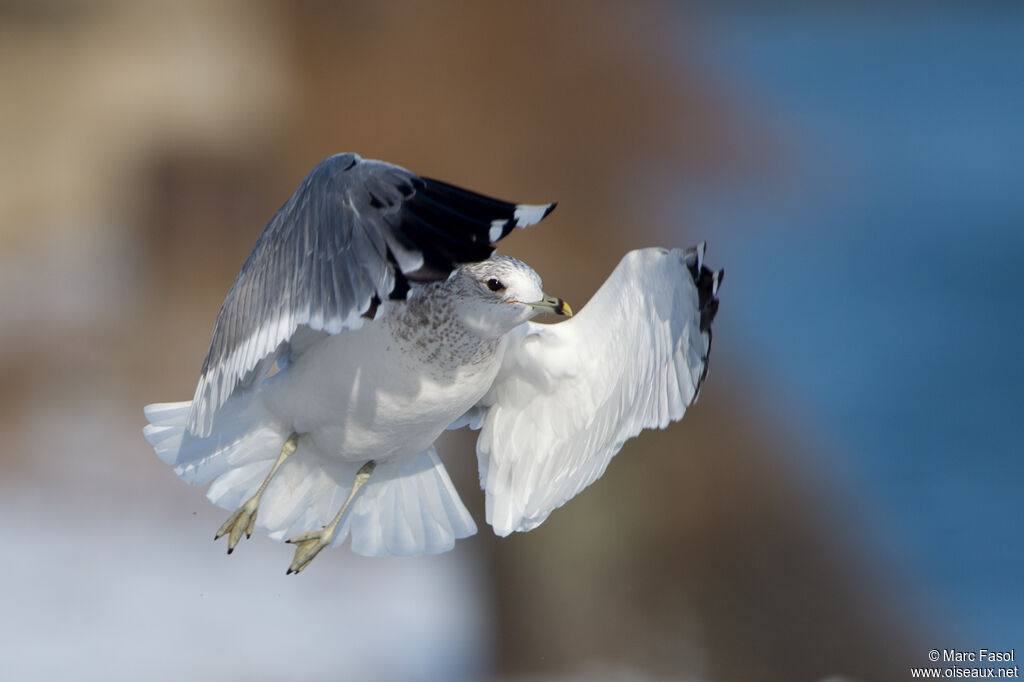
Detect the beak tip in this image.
<box><xmin>558</xmin><ymin>299</ymin><xmax>573</xmax><ymax>317</ymax></box>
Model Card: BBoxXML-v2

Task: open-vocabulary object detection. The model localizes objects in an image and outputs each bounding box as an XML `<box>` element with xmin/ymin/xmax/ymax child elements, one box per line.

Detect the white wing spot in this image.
<box><xmin>513</xmin><ymin>204</ymin><xmax>551</xmax><ymax>228</ymax></box>
<box><xmin>489</xmin><ymin>220</ymin><xmax>505</xmax><ymax>243</ymax></box>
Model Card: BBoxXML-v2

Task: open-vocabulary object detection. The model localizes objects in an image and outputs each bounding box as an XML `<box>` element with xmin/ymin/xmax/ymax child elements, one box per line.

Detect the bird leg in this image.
<box><xmin>285</xmin><ymin>460</ymin><xmax>376</xmax><ymax>575</ymax></box>
<box><xmin>215</xmin><ymin>432</ymin><xmax>300</xmax><ymax>554</ymax></box>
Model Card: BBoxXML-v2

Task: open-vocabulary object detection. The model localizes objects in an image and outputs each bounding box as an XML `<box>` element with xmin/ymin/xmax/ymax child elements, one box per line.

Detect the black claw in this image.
<box><xmin>227</xmin><ymin>547</ymin><xmax>234</xmax><ymax>555</ymax></box>
<box><xmin>286</xmin><ymin>569</ymin><xmax>293</xmax><ymax>575</ymax></box>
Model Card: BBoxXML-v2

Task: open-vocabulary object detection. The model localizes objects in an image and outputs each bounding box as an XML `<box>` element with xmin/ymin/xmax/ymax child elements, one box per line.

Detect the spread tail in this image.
<box><xmin>143</xmin><ymin>399</ymin><xmax>475</xmax><ymax>557</ymax></box>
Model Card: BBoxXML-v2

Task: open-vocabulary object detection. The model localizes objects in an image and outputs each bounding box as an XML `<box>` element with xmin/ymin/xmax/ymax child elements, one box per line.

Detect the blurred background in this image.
<box><xmin>1</xmin><ymin>1</ymin><xmax>1020</xmax><ymax>680</ymax></box>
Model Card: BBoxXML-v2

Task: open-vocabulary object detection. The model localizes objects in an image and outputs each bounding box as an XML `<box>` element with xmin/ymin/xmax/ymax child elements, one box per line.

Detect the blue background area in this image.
<box><xmin>682</xmin><ymin>5</ymin><xmax>1023</xmax><ymax>646</ymax></box>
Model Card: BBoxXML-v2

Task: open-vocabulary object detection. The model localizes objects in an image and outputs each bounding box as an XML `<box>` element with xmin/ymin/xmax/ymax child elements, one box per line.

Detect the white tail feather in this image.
<box><xmin>347</xmin><ymin>449</ymin><xmax>477</xmax><ymax>556</ymax></box>
<box><xmin>143</xmin><ymin>399</ymin><xmax>476</xmax><ymax>557</ymax></box>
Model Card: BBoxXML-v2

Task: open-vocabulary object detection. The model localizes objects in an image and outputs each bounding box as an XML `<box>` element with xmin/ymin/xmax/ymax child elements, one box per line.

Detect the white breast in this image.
<box><xmin>260</xmin><ymin>300</ymin><xmax>506</xmax><ymax>463</ymax></box>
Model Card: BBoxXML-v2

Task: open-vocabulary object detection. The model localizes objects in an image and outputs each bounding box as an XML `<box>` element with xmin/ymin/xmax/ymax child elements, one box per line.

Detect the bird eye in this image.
<box><xmin>486</xmin><ymin>278</ymin><xmax>505</xmax><ymax>292</ymax></box>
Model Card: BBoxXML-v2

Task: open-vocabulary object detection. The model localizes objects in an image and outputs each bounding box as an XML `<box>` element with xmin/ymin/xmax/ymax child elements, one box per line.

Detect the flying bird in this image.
<box><xmin>143</xmin><ymin>153</ymin><xmax>722</xmax><ymax>574</ymax></box>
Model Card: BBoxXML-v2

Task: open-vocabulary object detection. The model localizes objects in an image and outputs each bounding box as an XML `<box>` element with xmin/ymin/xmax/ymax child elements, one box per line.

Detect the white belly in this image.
<box><xmin>260</xmin><ymin>311</ymin><xmax>505</xmax><ymax>462</ymax></box>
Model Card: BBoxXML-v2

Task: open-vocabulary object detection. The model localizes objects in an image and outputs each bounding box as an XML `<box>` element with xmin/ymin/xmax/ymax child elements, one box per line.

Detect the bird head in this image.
<box><xmin>452</xmin><ymin>255</ymin><xmax>572</xmax><ymax>336</ymax></box>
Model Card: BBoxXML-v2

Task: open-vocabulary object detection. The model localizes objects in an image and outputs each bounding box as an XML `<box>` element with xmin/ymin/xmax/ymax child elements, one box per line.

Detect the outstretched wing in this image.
<box><xmin>475</xmin><ymin>245</ymin><xmax>723</xmax><ymax>536</ymax></box>
<box><xmin>188</xmin><ymin>153</ymin><xmax>555</xmax><ymax>436</ymax></box>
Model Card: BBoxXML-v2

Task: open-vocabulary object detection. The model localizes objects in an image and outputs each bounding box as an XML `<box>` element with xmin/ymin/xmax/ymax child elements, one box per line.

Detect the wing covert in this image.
<box><xmin>475</xmin><ymin>246</ymin><xmax>723</xmax><ymax>536</ymax></box>
<box><xmin>187</xmin><ymin>153</ymin><xmax>555</xmax><ymax>436</ymax></box>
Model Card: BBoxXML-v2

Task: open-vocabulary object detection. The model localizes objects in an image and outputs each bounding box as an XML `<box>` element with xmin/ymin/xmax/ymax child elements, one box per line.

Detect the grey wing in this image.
<box><xmin>187</xmin><ymin>153</ymin><xmax>555</xmax><ymax>436</ymax></box>
<box><xmin>475</xmin><ymin>245</ymin><xmax>722</xmax><ymax>536</ymax></box>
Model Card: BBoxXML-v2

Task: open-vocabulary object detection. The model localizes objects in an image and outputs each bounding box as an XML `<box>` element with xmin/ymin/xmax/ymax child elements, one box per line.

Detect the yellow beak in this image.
<box><xmin>528</xmin><ymin>293</ymin><xmax>573</xmax><ymax>317</ymax></box>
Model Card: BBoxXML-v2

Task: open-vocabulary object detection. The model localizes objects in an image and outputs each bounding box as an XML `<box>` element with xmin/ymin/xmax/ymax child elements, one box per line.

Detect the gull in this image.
<box><xmin>143</xmin><ymin>153</ymin><xmax>723</xmax><ymax>574</ymax></box>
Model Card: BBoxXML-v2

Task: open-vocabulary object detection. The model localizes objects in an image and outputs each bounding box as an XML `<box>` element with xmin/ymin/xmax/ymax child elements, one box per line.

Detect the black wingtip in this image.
<box><xmin>685</xmin><ymin>243</ymin><xmax>722</xmax><ymax>333</ymax></box>
<box><xmin>685</xmin><ymin>243</ymin><xmax>723</xmax><ymax>401</ymax></box>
